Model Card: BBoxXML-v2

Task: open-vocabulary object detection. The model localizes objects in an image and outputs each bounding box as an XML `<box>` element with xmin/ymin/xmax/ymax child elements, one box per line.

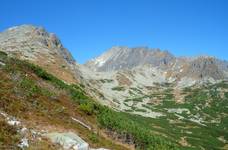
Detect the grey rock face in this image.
<box><xmin>0</xmin><ymin>25</ymin><xmax>75</xmax><ymax>64</ymax></box>
<box><xmin>85</xmin><ymin>46</ymin><xmax>228</xmax><ymax>80</ymax></box>
<box><xmin>0</xmin><ymin>25</ymin><xmax>81</xmax><ymax>83</ymax></box>
<box><xmin>181</xmin><ymin>56</ymin><xmax>225</xmax><ymax>80</ymax></box>
<box><xmin>85</xmin><ymin>46</ymin><xmax>175</xmax><ymax>71</ymax></box>
<box><xmin>215</xmin><ymin>59</ymin><xmax>228</xmax><ymax>72</ymax></box>
<box><xmin>0</xmin><ymin>25</ymin><xmax>227</xmax><ymax>84</ymax></box>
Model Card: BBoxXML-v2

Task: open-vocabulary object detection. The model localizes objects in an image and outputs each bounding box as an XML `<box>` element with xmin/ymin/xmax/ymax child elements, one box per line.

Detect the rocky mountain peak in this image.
<box><xmin>1</xmin><ymin>25</ymin><xmax>75</xmax><ymax>64</ymax></box>
<box><xmin>85</xmin><ymin>46</ymin><xmax>175</xmax><ymax>71</ymax></box>
<box><xmin>0</xmin><ymin>25</ymin><xmax>80</xmax><ymax>83</ymax></box>
<box><xmin>1</xmin><ymin>25</ymin><xmax>227</xmax><ymax>86</ymax></box>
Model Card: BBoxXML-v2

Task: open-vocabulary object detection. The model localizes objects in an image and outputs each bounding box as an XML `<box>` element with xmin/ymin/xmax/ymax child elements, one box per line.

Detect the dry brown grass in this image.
<box><xmin>0</xmin><ymin>57</ymin><xmax>129</xmax><ymax>150</ymax></box>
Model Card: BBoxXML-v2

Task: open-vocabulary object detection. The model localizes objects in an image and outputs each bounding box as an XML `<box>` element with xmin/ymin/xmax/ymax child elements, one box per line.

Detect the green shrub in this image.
<box><xmin>0</xmin><ymin>51</ymin><xmax>7</xmax><ymax>57</ymax></box>
<box><xmin>100</xmin><ymin>79</ymin><xmax>113</xmax><ymax>83</ymax></box>
<box><xmin>89</xmin><ymin>133</ymin><xmax>99</xmax><ymax>143</ymax></box>
<box><xmin>97</xmin><ymin>107</ymin><xmax>178</xmax><ymax>150</ymax></box>
<box><xmin>20</xmin><ymin>77</ymin><xmax>53</xmax><ymax>97</ymax></box>
<box><xmin>8</xmin><ymin>57</ymin><xmax>92</xmax><ymax>105</ymax></box>
<box><xmin>79</xmin><ymin>103</ymin><xmax>95</xmax><ymax>115</ymax></box>
<box><xmin>225</xmin><ymin>92</ymin><xmax>228</xmax><ymax>99</ymax></box>
<box><xmin>135</xmin><ymin>108</ymin><xmax>147</xmax><ymax>112</ymax></box>
<box><xmin>16</xmin><ymin>60</ymin><xmax>68</xmax><ymax>89</ymax></box>
<box><xmin>0</xmin><ymin>51</ymin><xmax>7</xmax><ymax>62</ymax></box>
<box><xmin>111</xmin><ymin>86</ymin><xmax>125</xmax><ymax>91</ymax></box>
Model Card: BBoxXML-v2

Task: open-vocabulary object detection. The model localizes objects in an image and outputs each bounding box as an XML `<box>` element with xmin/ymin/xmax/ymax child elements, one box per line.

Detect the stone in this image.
<box><xmin>45</xmin><ymin>132</ymin><xmax>89</xmax><ymax>150</ymax></box>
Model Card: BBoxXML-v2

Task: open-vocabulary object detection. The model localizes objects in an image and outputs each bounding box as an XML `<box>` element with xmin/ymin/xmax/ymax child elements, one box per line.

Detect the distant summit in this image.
<box><xmin>1</xmin><ymin>25</ymin><xmax>228</xmax><ymax>84</ymax></box>
<box><xmin>85</xmin><ymin>46</ymin><xmax>228</xmax><ymax>80</ymax></box>
<box><xmin>85</xmin><ymin>46</ymin><xmax>175</xmax><ymax>71</ymax></box>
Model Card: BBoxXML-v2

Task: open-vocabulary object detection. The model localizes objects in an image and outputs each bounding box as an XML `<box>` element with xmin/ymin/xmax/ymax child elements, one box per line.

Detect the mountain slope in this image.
<box><xmin>0</xmin><ymin>25</ymin><xmax>81</xmax><ymax>83</ymax></box>
<box><xmin>0</xmin><ymin>51</ymin><xmax>127</xmax><ymax>149</ymax></box>
<box><xmin>0</xmin><ymin>51</ymin><xmax>179</xmax><ymax>150</ymax></box>
<box><xmin>83</xmin><ymin>46</ymin><xmax>228</xmax><ymax>115</ymax></box>
<box><xmin>0</xmin><ymin>25</ymin><xmax>228</xmax><ymax>150</ymax></box>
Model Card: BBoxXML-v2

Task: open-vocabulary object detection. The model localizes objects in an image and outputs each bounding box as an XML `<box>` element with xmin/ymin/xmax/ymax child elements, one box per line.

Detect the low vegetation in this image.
<box><xmin>1</xmin><ymin>51</ymin><xmax>227</xmax><ymax>150</ymax></box>
<box><xmin>97</xmin><ymin>108</ymin><xmax>178</xmax><ymax>150</ymax></box>
<box><xmin>0</xmin><ymin>119</ymin><xmax>20</xmax><ymax>149</ymax></box>
<box><xmin>0</xmin><ymin>51</ymin><xmax>179</xmax><ymax>149</ymax></box>
<box><xmin>111</xmin><ymin>86</ymin><xmax>125</xmax><ymax>91</ymax></box>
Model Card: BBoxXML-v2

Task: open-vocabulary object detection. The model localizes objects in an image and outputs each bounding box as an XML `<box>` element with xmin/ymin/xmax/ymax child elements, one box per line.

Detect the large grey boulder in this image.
<box><xmin>45</xmin><ymin>132</ymin><xmax>89</xmax><ymax>150</ymax></box>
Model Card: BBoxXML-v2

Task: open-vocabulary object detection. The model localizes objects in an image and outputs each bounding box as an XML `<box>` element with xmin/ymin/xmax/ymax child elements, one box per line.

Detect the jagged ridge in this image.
<box><xmin>0</xmin><ymin>25</ymin><xmax>81</xmax><ymax>83</ymax></box>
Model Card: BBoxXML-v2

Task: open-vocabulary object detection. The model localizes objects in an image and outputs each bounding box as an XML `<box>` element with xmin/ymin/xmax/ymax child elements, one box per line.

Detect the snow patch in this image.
<box><xmin>95</xmin><ymin>57</ymin><xmax>107</xmax><ymax>67</ymax></box>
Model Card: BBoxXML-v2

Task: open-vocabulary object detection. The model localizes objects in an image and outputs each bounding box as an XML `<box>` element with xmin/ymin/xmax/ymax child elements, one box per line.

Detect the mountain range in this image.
<box><xmin>0</xmin><ymin>25</ymin><xmax>227</xmax><ymax>150</ymax></box>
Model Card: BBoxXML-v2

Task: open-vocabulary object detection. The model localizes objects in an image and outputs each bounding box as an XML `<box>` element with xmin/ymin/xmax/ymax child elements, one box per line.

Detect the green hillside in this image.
<box><xmin>0</xmin><ymin>51</ymin><xmax>180</xmax><ymax>149</ymax></box>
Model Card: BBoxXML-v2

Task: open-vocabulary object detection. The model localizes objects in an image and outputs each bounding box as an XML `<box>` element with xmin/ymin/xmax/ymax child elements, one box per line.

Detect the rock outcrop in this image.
<box><xmin>85</xmin><ymin>46</ymin><xmax>227</xmax><ymax>81</ymax></box>
<box><xmin>0</xmin><ymin>25</ymin><xmax>81</xmax><ymax>83</ymax></box>
<box><xmin>85</xmin><ymin>46</ymin><xmax>175</xmax><ymax>71</ymax></box>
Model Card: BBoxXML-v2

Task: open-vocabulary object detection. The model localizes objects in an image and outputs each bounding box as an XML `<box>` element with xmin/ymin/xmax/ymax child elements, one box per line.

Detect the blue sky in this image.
<box><xmin>1</xmin><ymin>0</ymin><xmax>227</xmax><ymax>63</ymax></box>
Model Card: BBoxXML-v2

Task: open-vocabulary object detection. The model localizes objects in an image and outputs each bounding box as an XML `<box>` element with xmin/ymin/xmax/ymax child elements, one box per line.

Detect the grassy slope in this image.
<box><xmin>0</xmin><ymin>118</ymin><xmax>21</xmax><ymax>149</ymax></box>
<box><xmin>0</xmin><ymin>51</ymin><xmax>128</xmax><ymax>150</ymax></box>
<box><xmin>0</xmin><ymin>51</ymin><xmax>178</xmax><ymax>150</ymax></box>
<box><xmin>1</xmin><ymin>50</ymin><xmax>227</xmax><ymax>150</ymax></box>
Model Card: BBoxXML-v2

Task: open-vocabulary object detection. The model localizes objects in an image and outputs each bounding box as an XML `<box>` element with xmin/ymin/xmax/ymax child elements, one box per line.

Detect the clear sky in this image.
<box><xmin>1</xmin><ymin>0</ymin><xmax>227</xmax><ymax>63</ymax></box>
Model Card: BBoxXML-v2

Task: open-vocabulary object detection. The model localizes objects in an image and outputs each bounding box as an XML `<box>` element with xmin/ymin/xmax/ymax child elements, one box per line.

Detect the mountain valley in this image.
<box><xmin>0</xmin><ymin>25</ymin><xmax>227</xmax><ymax>150</ymax></box>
